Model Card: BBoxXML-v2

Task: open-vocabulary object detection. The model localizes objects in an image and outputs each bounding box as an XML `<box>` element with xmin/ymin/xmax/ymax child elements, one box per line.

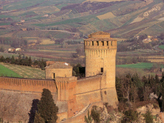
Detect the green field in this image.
<box><xmin>0</xmin><ymin>62</ymin><xmax>45</xmax><ymax>79</ymax></box>
<box><xmin>0</xmin><ymin>64</ymin><xmax>22</xmax><ymax>77</ymax></box>
<box><xmin>0</xmin><ymin>22</ymin><xmax>11</xmax><ymax>26</ymax></box>
<box><xmin>3</xmin><ymin>0</ymin><xmax>45</xmax><ymax>11</ymax></box>
<box><xmin>159</xmin><ymin>45</ymin><xmax>164</xmax><ymax>50</ymax></box>
<box><xmin>117</xmin><ymin>62</ymin><xmax>153</xmax><ymax>69</ymax></box>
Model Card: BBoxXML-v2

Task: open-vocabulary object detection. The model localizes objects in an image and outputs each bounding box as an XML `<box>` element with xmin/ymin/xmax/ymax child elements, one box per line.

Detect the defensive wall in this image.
<box><xmin>0</xmin><ymin>77</ymin><xmax>57</xmax><ymax>95</ymax></box>
<box><xmin>0</xmin><ymin>75</ymin><xmax>116</xmax><ymax>122</ymax></box>
<box><xmin>61</xmin><ymin>101</ymin><xmax>104</xmax><ymax>123</ymax></box>
<box><xmin>76</xmin><ymin>75</ymin><xmax>103</xmax><ymax>112</ymax></box>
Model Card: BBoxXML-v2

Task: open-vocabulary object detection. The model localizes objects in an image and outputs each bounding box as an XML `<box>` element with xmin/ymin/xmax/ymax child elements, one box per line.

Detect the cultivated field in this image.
<box><xmin>0</xmin><ymin>64</ymin><xmax>22</xmax><ymax>78</ymax></box>
<box><xmin>117</xmin><ymin>62</ymin><xmax>153</xmax><ymax>69</ymax></box>
<box><xmin>159</xmin><ymin>45</ymin><xmax>164</xmax><ymax>49</ymax></box>
<box><xmin>0</xmin><ymin>62</ymin><xmax>45</xmax><ymax>79</ymax></box>
<box><xmin>97</xmin><ymin>12</ymin><xmax>115</xmax><ymax>20</ymax></box>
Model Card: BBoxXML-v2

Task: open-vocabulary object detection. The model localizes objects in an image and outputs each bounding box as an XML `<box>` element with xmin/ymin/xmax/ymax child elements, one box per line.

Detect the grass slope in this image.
<box><xmin>0</xmin><ymin>64</ymin><xmax>22</xmax><ymax>78</ymax></box>
<box><xmin>0</xmin><ymin>63</ymin><xmax>45</xmax><ymax>79</ymax></box>
<box><xmin>159</xmin><ymin>45</ymin><xmax>164</xmax><ymax>50</ymax></box>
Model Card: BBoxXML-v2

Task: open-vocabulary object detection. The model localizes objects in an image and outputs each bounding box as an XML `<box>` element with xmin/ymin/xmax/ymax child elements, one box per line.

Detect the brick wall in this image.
<box><xmin>0</xmin><ymin>77</ymin><xmax>57</xmax><ymax>94</ymax></box>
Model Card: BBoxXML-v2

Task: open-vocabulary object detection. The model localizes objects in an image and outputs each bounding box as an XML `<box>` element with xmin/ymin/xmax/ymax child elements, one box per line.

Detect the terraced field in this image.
<box><xmin>0</xmin><ymin>62</ymin><xmax>45</xmax><ymax>79</ymax></box>
<box><xmin>116</xmin><ymin>62</ymin><xmax>153</xmax><ymax>69</ymax></box>
<box><xmin>159</xmin><ymin>45</ymin><xmax>164</xmax><ymax>50</ymax></box>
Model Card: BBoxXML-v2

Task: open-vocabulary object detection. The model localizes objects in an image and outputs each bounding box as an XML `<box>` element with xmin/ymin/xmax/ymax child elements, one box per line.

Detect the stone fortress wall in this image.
<box><xmin>0</xmin><ymin>31</ymin><xmax>118</xmax><ymax>123</ymax></box>
<box><xmin>0</xmin><ymin>77</ymin><xmax>57</xmax><ymax>94</ymax></box>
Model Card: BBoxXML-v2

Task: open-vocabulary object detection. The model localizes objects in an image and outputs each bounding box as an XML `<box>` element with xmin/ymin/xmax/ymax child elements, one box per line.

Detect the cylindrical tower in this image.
<box><xmin>84</xmin><ymin>31</ymin><xmax>117</xmax><ymax>87</ymax></box>
<box><xmin>84</xmin><ymin>31</ymin><xmax>118</xmax><ymax>106</ymax></box>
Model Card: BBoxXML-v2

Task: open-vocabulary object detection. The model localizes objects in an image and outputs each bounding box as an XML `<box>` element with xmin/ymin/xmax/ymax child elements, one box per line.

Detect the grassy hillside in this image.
<box><xmin>0</xmin><ymin>64</ymin><xmax>22</xmax><ymax>77</ymax></box>
<box><xmin>0</xmin><ymin>63</ymin><xmax>45</xmax><ymax>79</ymax></box>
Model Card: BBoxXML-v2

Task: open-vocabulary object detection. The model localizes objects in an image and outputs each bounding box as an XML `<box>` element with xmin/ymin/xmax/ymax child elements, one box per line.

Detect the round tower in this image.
<box><xmin>84</xmin><ymin>31</ymin><xmax>118</xmax><ymax>106</ymax></box>
<box><xmin>85</xmin><ymin>32</ymin><xmax>117</xmax><ymax>85</ymax></box>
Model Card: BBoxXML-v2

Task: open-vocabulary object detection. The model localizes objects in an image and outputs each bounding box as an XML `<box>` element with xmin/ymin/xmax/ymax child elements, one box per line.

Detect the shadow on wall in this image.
<box><xmin>28</xmin><ymin>99</ymin><xmax>39</xmax><ymax>123</ymax></box>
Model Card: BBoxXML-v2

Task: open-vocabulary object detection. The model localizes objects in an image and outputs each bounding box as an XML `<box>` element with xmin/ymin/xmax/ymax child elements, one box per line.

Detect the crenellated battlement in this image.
<box><xmin>84</xmin><ymin>39</ymin><xmax>117</xmax><ymax>49</ymax></box>
<box><xmin>84</xmin><ymin>31</ymin><xmax>117</xmax><ymax>50</ymax></box>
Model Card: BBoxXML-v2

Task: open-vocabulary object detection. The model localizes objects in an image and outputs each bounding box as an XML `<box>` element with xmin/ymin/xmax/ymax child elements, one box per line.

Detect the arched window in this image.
<box><xmin>107</xmin><ymin>41</ymin><xmax>109</xmax><ymax>46</ymax></box>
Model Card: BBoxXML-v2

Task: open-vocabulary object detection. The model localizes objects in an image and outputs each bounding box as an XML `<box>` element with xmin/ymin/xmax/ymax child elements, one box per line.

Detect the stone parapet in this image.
<box><xmin>0</xmin><ymin>77</ymin><xmax>57</xmax><ymax>93</ymax></box>
<box><xmin>84</xmin><ymin>40</ymin><xmax>117</xmax><ymax>49</ymax></box>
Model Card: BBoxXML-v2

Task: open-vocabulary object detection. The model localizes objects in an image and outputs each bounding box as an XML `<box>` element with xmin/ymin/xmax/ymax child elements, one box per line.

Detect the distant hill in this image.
<box><xmin>85</xmin><ymin>0</ymin><xmax>124</xmax><ymax>2</ymax></box>
<box><xmin>0</xmin><ymin>0</ymin><xmax>164</xmax><ymax>40</ymax></box>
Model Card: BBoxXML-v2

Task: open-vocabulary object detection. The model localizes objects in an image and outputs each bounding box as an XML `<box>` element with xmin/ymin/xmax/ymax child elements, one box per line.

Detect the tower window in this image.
<box><xmin>107</xmin><ymin>41</ymin><xmax>109</xmax><ymax>46</ymax></box>
<box><xmin>97</xmin><ymin>41</ymin><xmax>99</xmax><ymax>46</ymax></box>
<box><xmin>53</xmin><ymin>73</ymin><xmax>55</xmax><ymax>79</ymax></box>
<box><xmin>92</xmin><ymin>41</ymin><xmax>94</xmax><ymax>46</ymax></box>
<box><xmin>111</xmin><ymin>41</ymin><xmax>113</xmax><ymax>46</ymax></box>
<box><xmin>101</xmin><ymin>41</ymin><xmax>104</xmax><ymax>46</ymax></box>
<box><xmin>101</xmin><ymin>68</ymin><xmax>103</xmax><ymax>73</ymax></box>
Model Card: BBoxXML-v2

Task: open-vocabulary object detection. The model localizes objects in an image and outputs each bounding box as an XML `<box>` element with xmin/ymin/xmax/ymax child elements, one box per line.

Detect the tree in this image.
<box><xmin>36</xmin><ymin>89</ymin><xmax>58</xmax><ymax>123</ymax></box>
<box><xmin>34</xmin><ymin>112</ymin><xmax>45</xmax><ymax>123</ymax></box>
<box><xmin>161</xmin><ymin>82</ymin><xmax>164</xmax><ymax>112</ymax></box>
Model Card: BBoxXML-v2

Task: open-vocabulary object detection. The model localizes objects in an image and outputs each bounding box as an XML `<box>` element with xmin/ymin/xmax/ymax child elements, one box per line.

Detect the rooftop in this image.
<box><xmin>46</xmin><ymin>62</ymin><xmax>72</xmax><ymax>69</ymax></box>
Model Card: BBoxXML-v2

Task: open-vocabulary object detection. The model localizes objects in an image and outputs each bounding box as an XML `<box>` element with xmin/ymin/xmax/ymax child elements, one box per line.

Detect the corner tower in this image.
<box><xmin>84</xmin><ymin>31</ymin><xmax>118</xmax><ymax>106</ymax></box>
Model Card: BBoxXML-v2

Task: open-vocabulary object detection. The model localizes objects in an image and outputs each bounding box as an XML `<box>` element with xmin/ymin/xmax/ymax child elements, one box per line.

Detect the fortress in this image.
<box><xmin>0</xmin><ymin>31</ymin><xmax>118</xmax><ymax>123</ymax></box>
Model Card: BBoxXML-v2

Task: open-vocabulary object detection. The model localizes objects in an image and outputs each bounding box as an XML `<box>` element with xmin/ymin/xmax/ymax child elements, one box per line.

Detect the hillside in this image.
<box><xmin>0</xmin><ymin>0</ymin><xmax>163</xmax><ymax>39</ymax></box>
<box><xmin>0</xmin><ymin>0</ymin><xmax>164</xmax><ymax>62</ymax></box>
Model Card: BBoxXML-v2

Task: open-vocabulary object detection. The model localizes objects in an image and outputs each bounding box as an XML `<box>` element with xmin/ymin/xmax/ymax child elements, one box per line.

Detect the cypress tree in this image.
<box><xmin>162</xmin><ymin>82</ymin><xmax>164</xmax><ymax>112</ymax></box>
<box><xmin>37</xmin><ymin>88</ymin><xmax>58</xmax><ymax>123</ymax></box>
<box><xmin>34</xmin><ymin>112</ymin><xmax>44</xmax><ymax>123</ymax></box>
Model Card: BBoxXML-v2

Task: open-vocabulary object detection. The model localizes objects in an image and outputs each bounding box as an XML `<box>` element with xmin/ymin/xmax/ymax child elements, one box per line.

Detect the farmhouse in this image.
<box><xmin>0</xmin><ymin>31</ymin><xmax>118</xmax><ymax>123</ymax></box>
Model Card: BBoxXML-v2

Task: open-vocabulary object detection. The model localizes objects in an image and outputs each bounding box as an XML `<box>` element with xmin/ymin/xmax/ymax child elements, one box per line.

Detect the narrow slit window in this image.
<box><xmin>92</xmin><ymin>41</ymin><xmax>94</xmax><ymax>46</ymax></box>
<box><xmin>107</xmin><ymin>41</ymin><xmax>109</xmax><ymax>46</ymax></box>
<box><xmin>101</xmin><ymin>68</ymin><xmax>103</xmax><ymax>73</ymax></box>
<box><xmin>53</xmin><ymin>73</ymin><xmax>55</xmax><ymax>79</ymax></box>
<box><xmin>111</xmin><ymin>41</ymin><xmax>113</xmax><ymax>46</ymax></box>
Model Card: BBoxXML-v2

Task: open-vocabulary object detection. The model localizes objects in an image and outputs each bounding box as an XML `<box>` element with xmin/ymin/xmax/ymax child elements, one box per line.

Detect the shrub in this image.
<box><xmin>91</xmin><ymin>106</ymin><xmax>100</xmax><ymax>123</ymax></box>
<box><xmin>143</xmin><ymin>110</ymin><xmax>153</xmax><ymax>123</ymax></box>
<box><xmin>121</xmin><ymin>109</ymin><xmax>139</xmax><ymax>123</ymax></box>
<box><xmin>84</xmin><ymin>111</ymin><xmax>92</xmax><ymax>123</ymax></box>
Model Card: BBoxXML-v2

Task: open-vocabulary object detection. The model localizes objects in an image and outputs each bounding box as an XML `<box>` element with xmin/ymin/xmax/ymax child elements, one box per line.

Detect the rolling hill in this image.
<box><xmin>0</xmin><ymin>0</ymin><xmax>164</xmax><ymax>64</ymax></box>
<box><xmin>0</xmin><ymin>0</ymin><xmax>163</xmax><ymax>39</ymax></box>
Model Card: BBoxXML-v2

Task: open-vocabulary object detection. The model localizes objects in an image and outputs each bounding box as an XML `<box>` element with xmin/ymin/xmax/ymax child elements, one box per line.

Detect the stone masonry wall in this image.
<box><xmin>75</xmin><ymin>75</ymin><xmax>102</xmax><ymax>112</ymax></box>
<box><xmin>0</xmin><ymin>77</ymin><xmax>57</xmax><ymax>94</ymax></box>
